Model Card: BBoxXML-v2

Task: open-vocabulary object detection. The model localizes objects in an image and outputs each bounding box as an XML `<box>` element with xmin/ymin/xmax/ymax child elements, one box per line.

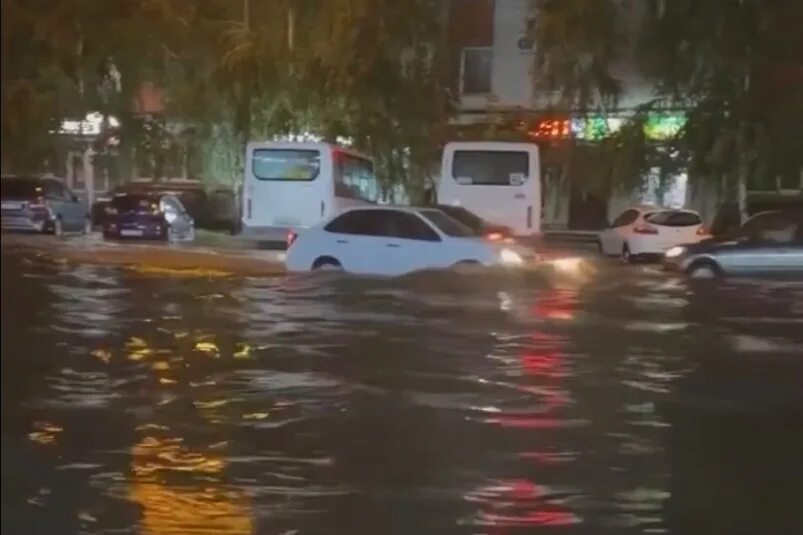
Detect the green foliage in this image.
<box><xmin>531</xmin><ymin>0</ymin><xmax>623</xmax><ymax>111</ymax></box>
<box><xmin>2</xmin><ymin>0</ymin><xmax>449</xmax><ymax>192</ymax></box>
<box><xmin>529</xmin><ymin>0</ymin><xmax>803</xmax><ymax>201</ymax></box>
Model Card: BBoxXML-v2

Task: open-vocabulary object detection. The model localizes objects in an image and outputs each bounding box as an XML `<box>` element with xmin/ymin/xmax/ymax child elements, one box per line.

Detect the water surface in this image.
<box><xmin>2</xmin><ymin>245</ymin><xmax>802</xmax><ymax>534</ymax></box>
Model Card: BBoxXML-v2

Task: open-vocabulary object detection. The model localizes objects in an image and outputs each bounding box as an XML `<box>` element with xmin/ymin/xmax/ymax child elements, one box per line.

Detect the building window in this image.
<box><xmin>461</xmin><ymin>47</ymin><xmax>492</xmax><ymax>95</ymax></box>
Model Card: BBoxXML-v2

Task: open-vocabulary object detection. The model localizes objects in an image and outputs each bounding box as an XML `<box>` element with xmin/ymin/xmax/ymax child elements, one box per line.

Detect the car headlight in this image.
<box><xmin>665</xmin><ymin>246</ymin><xmax>686</xmax><ymax>259</ymax></box>
<box><xmin>499</xmin><ymin>248</ymin><xmax>524</xmax><ymax>266</ymax></box>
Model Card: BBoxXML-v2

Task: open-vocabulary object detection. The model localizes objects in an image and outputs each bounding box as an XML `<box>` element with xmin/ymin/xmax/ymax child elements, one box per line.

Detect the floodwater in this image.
<box><xmin>2</xmin><ymin>241</ymin><xmax>803</xmax><ymax>534</ymax></box>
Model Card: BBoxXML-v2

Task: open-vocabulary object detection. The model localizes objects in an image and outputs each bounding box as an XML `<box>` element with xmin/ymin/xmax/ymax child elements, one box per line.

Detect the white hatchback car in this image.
<box><xmin>285</xmin><ymin>206</ymin><xmax>534</xmax><ymax>276</ymax></box>
<box><xmin>599</xmin><ymin>206</ymin><xmax>709</xmax><ymax>262</ymax></box>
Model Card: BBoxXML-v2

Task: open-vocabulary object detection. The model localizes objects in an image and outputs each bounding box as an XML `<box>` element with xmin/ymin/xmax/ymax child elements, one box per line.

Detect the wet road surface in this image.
<box><xmin>2</xmin><ymin>237</ymin><xmax>803</xmax><ymax>534</ymax></box>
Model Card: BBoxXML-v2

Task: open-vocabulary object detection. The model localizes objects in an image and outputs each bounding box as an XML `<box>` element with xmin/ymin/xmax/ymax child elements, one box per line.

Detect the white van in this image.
<box><xmin>241</xmin><ymin>142</ymin><xmax>379</xmax><ymax>240</ymax></box>
<box><xmin>437</xmin><ymin>142</ymin><xmax>541</xmax><ymax>237</ymax></box>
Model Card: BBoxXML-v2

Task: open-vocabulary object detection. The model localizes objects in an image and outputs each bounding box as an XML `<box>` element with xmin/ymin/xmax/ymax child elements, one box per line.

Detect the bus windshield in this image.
<box><xmin>452</xmin><ymin>150</ymin><xmax>529</xmax><ymax>186</ymax></box>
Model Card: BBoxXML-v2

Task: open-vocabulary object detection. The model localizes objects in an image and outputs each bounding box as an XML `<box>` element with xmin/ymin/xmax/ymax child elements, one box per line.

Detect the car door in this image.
<box><xmin>382</xmin><ymin>211</ymin><xmax>444</xmax><ymax>275</ymax></box>
<box><xmin>44</xmin><ymin>180</ymin><xmax>78</xmax><ymax>229</ymax></box>
<box><xmin>601</xmin><ymin>209</ymin><xmax>639</xmax><ymax>254</ymax></box>
<box><xmin>62</xmin><ymin>183</ymin><xmax>86</xmax><ymax>229</ymax></box>
<box><xmin>321</xmin><ymin>210</ymin><xmax>387</xmax><ymax>274</ymax></box>
<box><xmin>722</xmin><ymin>213</ymin><xmax>798</xmax><ymax>275</ymax></box>
<box><xmin>756</xmin><ymin>216</ymin><xmax>803</xmax><ymax>275</ymax></box>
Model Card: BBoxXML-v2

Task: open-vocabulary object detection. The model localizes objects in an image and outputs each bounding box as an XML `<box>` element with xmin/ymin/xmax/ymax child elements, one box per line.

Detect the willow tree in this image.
<box><xmin>528</xmin><ymin>0</ymin><xmax>651</xmax><ymax>199</ymax></box>
<box><xmin>637</xmin><ymin>0</ymin><xmax>803</xmax><ymax>218</ymax></box>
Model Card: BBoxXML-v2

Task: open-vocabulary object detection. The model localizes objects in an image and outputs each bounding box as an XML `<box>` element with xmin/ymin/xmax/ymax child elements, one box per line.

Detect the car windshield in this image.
<box><xmin>419</xmin><ymin>209</ymin><xmax>476</xmax><ymax>237</ymax></box>
<box><xmin>1</xmin><ymin>179</ymin><xmax>43</xmax><ymax>199</ymax></box>
<box><xmin>435</xmin><ymin>205</ymin><xmax>484</xmax><ymax>232</ymax></box>
<box><xmin>111</xmin><ymin>195</ymin><xmax>158</xmax><ymax>212</ymax></box>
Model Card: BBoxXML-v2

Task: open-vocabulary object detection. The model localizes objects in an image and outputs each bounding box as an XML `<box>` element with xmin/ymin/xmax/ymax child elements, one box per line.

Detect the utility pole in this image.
<box><xmin>243</xmin><ymin>0</ymin><xmax>250</xmax><ymax>29</ymax></box>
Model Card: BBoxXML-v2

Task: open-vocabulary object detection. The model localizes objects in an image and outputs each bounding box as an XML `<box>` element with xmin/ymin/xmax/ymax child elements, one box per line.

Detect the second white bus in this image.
<box><xmin>241</xmin><ymin>142</ymin><xmax>379</xmax><ymax>241</ymax></box>
<box><xmin>436</xmin><ymin>141</ymin><xmax>542</xmax><ymax>237</ymax></box>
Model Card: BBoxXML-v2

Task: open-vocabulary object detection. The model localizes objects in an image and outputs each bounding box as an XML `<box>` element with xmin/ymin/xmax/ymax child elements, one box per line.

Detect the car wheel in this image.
<box><xmin>621</xmin><ymin>243</ymin><xmax>634</xmax><ymax>264</ymax></box>
<box><xmin>312</xmin><ymin>257</ymin><xmax>342</xmax><ymax>271</ymax></box>
<box><xmin>686</xmin><ymin>261</ymin><xmax>722</xmax><ymax>280</ymax></box>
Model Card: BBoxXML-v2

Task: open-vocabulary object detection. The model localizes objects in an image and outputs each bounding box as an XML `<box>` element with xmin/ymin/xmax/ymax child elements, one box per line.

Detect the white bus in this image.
<box><xmin>241</xmin><ymin>142</ymin><xmax>379</xmax><ymax>240</ymax></box>
<box><xmin>436</xmin><ymin>141</ymin><xmax>542</xmax><ymax>237</ymax></box>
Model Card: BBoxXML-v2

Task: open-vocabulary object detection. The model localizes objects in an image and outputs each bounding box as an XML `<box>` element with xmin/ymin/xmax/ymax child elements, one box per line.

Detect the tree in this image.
<box><xmin>638</xmin><ymin>0</ymin><xmax>803</xmax><ymax>218</ymax></box>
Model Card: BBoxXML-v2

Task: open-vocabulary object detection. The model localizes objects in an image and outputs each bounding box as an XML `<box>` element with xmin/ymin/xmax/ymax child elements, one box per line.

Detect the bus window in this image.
<box><xmin>335</xmin><ymin>153</ymin><xmax>379</xmax><ymax>202</ymax></box>
<box><xmin>253</xmin><ymin>149</ymin><xmax>320</xmax><ymax>181</ymax></box>
<box><xmin>452</xmin><ymin>151</ymin><xmax>529</xmax><ymax>186</ymax></box>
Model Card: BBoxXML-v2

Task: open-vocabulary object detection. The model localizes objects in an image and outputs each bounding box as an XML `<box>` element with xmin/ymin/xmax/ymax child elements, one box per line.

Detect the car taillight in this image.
<box><xmin>633</xmin><ymin>224</ymin><xmax>659</xmax><ymax>235</ymax></box>
<box><xmin>486</xmin><ymin>232</ymin><xmax>504</xmax><ymax>242</ymax></box>
<box><xmin>696</xmin><ymin>226</ymin><xmax>708</xmax><ymax>236</ymax></box>
<box><xmin>286</xmin><ymin>230</ymin><xmax>298</xmax><ymax>248</ymax></box>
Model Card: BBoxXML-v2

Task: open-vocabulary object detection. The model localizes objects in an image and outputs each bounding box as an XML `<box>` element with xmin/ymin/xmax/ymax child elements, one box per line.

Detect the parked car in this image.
<box><xmin>434</xmin><ymin>204</ymin><xmax>516</xmax><ymax>242</ymax></box>
<box><xmin>599</xmin><ymin>206</ymin><xmax>709</xmax><ymax>262</ymax></box>
<box><xmin>102</xmin><ymin>192</ymin><xmax>194</xmax><ymax>242</ymax></box>
<box><xmin>1</xmin><ymin>175</ymin><xmax>90</xmax><ymax>235</ymax></box>
<box><xmin>93</xmin><ymin>179</ymin><xmax>208</xmax><ymax>229</ymax></box>
<box><xmin>285</xmin><ymin>206</ymin><xmax>534</xmax><ymax>276</ymax></box>
<box><xmin>663</xmin><ymin>209</ymin><xmax>803</xmax><ymax>278</ymax></box>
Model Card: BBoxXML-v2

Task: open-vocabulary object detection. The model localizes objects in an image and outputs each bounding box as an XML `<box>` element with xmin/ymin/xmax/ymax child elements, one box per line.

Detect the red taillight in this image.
<box><xmin>696</xmin><ymin>226</ymin><xmax>708</xmax><ymax>236</ymax></box>
<box><xmin>633</xmin><ymin>224</ymin><xmax>659</xmax><ymax>235</ymax></box>
<box><xmin>486</xmin><ymin>232</ymin><xmax>504</xmax><ymax>242</ymax></box>
<box><xmin>286</xmin><ymin>230</ymin><xmax>298</xmax><ymax>248</ymax></box>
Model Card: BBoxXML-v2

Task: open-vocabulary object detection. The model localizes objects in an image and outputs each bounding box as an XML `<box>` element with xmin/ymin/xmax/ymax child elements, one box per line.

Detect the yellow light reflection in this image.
<box><xmin>28</xmin><ymin>422</ymin><xmax>63</xmax><ymax>446</ymax></box>
<box><xmin>130</xmin><ymin>435</ymin><xmax>252</xmax><ymax>535</ymax></box>
<box><xmin>194</xmin><ymin>341</ymin><xmax>220</xmax><ymax>357</ymax></box>
<box><xmin>91</xmin><ymin>349</ymin><xmax>112</xmax><ymax>363</ymax></box>
<box><xmin>233</xmin><ymin>343</ymin><xmax>251</xmax><ymax>359</ymax></box>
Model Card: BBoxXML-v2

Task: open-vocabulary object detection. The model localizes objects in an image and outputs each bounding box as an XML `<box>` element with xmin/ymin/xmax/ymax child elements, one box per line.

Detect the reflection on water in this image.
<box><xmin>2</xmin><ymin>247</ymin><xmax>803</xmax><ymax>534</ymax></box>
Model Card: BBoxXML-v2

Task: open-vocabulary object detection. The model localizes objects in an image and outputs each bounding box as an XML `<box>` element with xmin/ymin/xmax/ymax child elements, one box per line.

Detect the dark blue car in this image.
<box><xmin>103</xmin><ymin>193</ymin><xmax>194</xmax><ymax>242</ymax></box>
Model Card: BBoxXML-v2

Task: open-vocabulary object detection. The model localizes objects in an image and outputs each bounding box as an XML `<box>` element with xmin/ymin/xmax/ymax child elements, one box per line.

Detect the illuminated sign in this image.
<box><xmin>530</xmin><ymin>113</ymin><xmax>686</xmax><ymax>141</ymax></box>
<box><xmin>644</xmin><ymin>113</ymin><xmax>686</xmax><ymax>140</ymax></box>
<box><xmin>56</xmin><ymin>112</ymin><xmax>120</xmax><ymax>136</ymax></box>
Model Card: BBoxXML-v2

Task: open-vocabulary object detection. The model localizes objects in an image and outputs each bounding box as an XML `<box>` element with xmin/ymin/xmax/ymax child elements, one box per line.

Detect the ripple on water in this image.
<box><xmin>4</xmin><ymin>249</ymin><xmax>803</xmax><ymax>534</ymax></box>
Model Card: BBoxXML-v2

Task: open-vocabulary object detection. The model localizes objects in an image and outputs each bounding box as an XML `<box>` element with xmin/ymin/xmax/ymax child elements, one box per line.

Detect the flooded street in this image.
<box><xmin>2</xmin><ymin>239</ymin><xmax>803</xmax><ymax>534</ymax></box>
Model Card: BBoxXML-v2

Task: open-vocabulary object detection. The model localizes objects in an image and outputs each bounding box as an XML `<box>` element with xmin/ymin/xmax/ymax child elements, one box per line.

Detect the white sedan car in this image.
<box><xmin>599</xmin><ymin>206</ymin><xmax>709</xmax><ymax>262</ymax></box>
<box><xmin>285</xmin><ymin>206</ymin><xmax>534</xmax><ymax>276</ymax></box>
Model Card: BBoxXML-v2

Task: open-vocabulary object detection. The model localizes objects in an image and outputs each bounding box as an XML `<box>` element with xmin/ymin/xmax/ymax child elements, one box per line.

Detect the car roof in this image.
<box><xmin>339</xmin><ymin>205</ymin><xmax>434</xmax><ymax>215</ymax></box>
<box><xmin>629</xmin><ymin>205</ymin><xmax>700</xmax><ymax>215</ymax></box>
<box><xmin>113</xmin><ymin>191</ymin><xmax>162</xmax><ymax>200</ymax></box>
<box><xmin>1</xmin><ymin>175</ymin><xmax>52</xmax><ymax>183</ymax></box>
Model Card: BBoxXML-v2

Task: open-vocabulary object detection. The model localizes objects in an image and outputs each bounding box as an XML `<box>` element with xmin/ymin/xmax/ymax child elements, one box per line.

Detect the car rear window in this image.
<box><xmin>111</xmin><ymin>195</ymin><xmax>157</xmax><ymax>211</ymax></box>
<box><xmin>645</xmin><ymin>211</ymin><xmax>701</xmax><ymax>227</ymax></box>
<box><xmin>1</xmin><ymin>179</ymin><xmax>43</xmax><ymax>199</ymax></box>
<box><xmin>435</xmin><ymin>205</ymin><xmax>483</xmax><ymax>232</ymax></box>
<box><xmin>420</xmin><ymin>210</ymin><xmax>476</xmax><ymax>237</ymax></box>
